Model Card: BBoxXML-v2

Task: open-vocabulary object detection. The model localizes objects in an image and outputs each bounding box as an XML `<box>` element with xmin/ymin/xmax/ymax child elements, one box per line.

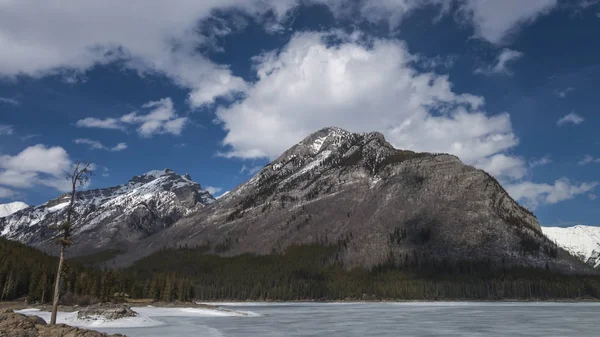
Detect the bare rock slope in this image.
<box><xmin>128</xmin><ymin>127</ymin><xmax>582</xmax><ymax>271</ymax></box>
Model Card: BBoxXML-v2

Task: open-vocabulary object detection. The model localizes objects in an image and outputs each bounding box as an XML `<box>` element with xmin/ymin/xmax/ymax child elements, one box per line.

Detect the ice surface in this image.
<box><xmin>15</xmin><ymin>305</ymin><xmax>255</xmax><ymax>330</ymax></box>
<box><xmin>16</xmin><ymin>303</ymin><xmax>600</xmax><ymax>337</ymax></box>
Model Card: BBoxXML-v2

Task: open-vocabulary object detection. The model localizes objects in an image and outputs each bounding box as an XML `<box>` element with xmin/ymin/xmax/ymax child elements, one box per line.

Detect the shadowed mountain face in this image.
<box><xmin>0</xmin><ymin>128</ymin><xmax>589</xmax><ymax>272</ymax></box>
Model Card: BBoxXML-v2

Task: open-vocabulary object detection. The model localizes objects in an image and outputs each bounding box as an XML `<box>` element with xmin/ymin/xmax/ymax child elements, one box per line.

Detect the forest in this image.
<box><xmin>1</xmin><ymin>237</ymin><xmax>599</xmax><ymax>304</ymax></box>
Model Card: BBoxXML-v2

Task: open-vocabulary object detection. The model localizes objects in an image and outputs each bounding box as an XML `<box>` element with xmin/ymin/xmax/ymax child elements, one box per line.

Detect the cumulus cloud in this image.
<box><xmin>0</xmin><ymin>0</ymin><xmax>560</xmax><ymax>110</ymax></box>
<box><xmin>216</xmin><ymin>31</ymin><xmax>524</xmax><ymax>180</ymax></box>
<box><xmin>506</xmin><ymin>178</ymin><xmax>598</xmax><ymax>209</ymax></box>
<box><xmin>578</xmin><ymin>155</ymin><xmax>600</xmax><ymax>165</ymax></box>
<box><xmin>0</xmin><ymin>144</ymin><xmax>76</xmax><ymax>192</ymax></box>
<box><xmin>0</xmin><ymin>1</ymin><xmax>306</xmax><ymax>107</ymax></box>
<box><xmin>0</xmin><ymin>124</ymin><xmax>14</xmax><ymax>135</ymax></box>
<box><xmin>348</xmin><ymin>0</ymin><xmax>557</xmax><ymax>44</ymax></box>
<box><xmin>76</xmin><ymin>98</ymin><xmax>187</xmax><ymax>137</ymax></box>
<box><xmin>557</xmin><ymin>112</ymin><xmax>584</xmax><ymax>126</ymax></box>
<box><xmin>475</xmin><ymin>49</ymin><xmax>523</xmax><ymax>75</ymax></box>
<box><xmin>205</xmin><ymin>186</ymin><xmax>223</xmax><ymax>195</ymax></box>
<box><xmin>74</xmin><ymin>138</ymin><xmax>127</xmax><ymax>152</ymax></box>
<box><xmin>0</xmin><ymin>97</ymin><xmax>19</xmax><ymax>106</ymax></box>
<box><xmin>457</xmin><ymin>0</ymin><xmax>557</xmax><ymax>44</ymax></box>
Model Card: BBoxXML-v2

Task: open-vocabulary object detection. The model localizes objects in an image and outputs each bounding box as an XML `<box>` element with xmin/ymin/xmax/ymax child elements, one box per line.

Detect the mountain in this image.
<box><xmin>543</xmin><ymin>225</ymin><xmax>600</xmax><ymax>268</ymax></box>
<box><xmin>0</xmin><ymin>127</ymin><xmax>589</xmax><ymax>273</ymax></box>
<box><xmin>0</xmin><ymin>169</ymin><xmax>214</xmax><ymax>253</ymax></box>
<box><xmin>0</xmin><ymin>201</ymin><xmax>29</xmax><ymax>218</ymax></box>
<box><xmin>122</xmin><ymin>127</ymin><xmax>583</xmax><ymax>271</ymax></box>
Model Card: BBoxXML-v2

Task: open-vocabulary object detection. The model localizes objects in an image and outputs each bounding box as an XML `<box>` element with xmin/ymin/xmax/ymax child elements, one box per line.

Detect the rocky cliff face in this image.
<box><xmin>0</xmin><ymin>169</ymin><xmax>214</xmax><ymax>255</ymax></box>
<box><xmin>125</xmin><ymin>127</ymin><xmax>581</xmax><ymax>272</ymax></box>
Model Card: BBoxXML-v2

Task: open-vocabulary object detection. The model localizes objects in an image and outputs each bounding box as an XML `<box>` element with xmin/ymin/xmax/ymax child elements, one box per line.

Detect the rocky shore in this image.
<box><xmin>0</xmin><ymin>309</ymin><xmax>126</xmax><ymax>337</ymax></box>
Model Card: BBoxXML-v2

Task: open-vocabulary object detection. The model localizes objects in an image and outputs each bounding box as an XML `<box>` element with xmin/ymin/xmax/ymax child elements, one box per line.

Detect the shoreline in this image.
<box><xmin>4</xmin><ymin>297</ymin><xmax>599</xmax><ymax>312</ymax></box>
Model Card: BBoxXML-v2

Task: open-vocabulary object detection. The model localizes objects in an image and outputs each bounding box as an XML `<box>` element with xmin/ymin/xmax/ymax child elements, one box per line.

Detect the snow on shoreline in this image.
<box><xmin>15</xmin><ymin>305</ymin><xmax>258</xmax><ymax>329</ymax></box>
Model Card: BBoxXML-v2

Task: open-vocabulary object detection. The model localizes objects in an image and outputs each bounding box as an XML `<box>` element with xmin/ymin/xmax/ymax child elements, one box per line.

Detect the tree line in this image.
<box><xmin>2</xmin><ymin>238</ymin><xmax>600</xmax><ymax>303</ymax></box>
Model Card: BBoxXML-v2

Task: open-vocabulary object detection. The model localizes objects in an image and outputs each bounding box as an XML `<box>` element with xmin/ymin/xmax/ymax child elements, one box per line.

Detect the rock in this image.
<box><xmin>0</xmin><ymin>312</ymin><xmax>126</xmax><ymax>336</ymax></box>
<box><xmin>27</xmin><ymin>315</ymin><xmax>47</xmax><ymax>326</ymax></box>
<box><xmin>77</xmin><ymin>304</ymin><xmax>137</xmax><ymax>321</ymax></box>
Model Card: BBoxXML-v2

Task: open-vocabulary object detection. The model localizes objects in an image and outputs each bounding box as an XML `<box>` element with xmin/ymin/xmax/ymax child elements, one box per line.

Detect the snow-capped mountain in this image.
<box><xmin>0</xmin><ymin>169</ymin><xmax>214</xmax><ymax>254</ymax></box>
<box><xmin>119</xmin><ymin>127</ymin><xmax>583</xmax><ymax>272</ymax></box>
<box><xmin>542</xmin><ymin>225</ymin><xmax>600</xmax><ymax>268</ymax></box>
<box><xmin>0</xmin><ymin>201</ymin><xmax>29</xmax><ymax>218</ymax></box>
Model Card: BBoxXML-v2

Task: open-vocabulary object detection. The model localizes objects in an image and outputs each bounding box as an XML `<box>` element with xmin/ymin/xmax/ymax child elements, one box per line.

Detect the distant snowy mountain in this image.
<box><xmin>0</xmin><ymin>169</ymin><xmax>214</xmax><ymax>255</ymax></box>
<box><xmin>0</xmin><ymin>202</ymin><xmax>29</xmax><ymax>218</ymax></box>
<box><xmin>542</xmin><ymin>226</ymin><xmax>600</xmax><ymax>268</ymax></box>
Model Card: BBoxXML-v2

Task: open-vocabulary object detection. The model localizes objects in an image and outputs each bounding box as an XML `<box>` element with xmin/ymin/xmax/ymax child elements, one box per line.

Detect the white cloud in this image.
<box><xmin>457</xmin><ymin>0</ymin><xmax>557</xmax><ymax>44</ymax></box>
<box><xmin>76</xmin><ymin>97</ymin><xmax>187</xmax><ymax>137</ymax></box>
<box><xmin>0</xmin><ymin>0</ymin><xmax>560</xmax><ymax>110</ymax></box>
<box><xmin>0</xmin><ymin>97</ymin><xmax>19</xmax><ymax>106</ymax></box>
<box><xmin>589</xmin><ymin>193</ymin><xmax>597</xmax><ymax>200</ymax></box>
<box><xmin>216</xmin><ymin>31</ymin><xmax>523</xmax><ymax>180</ymax></box>
<box><xmin>557</xmin><ymin>112</ymin><xmax>584</xmax><ymax>126</ymax></box>
<box><xmin>530</xmin><ymin>155</ymin><xmax>552</xmax><ymax>168</ymax></box>
<box><xmin>475</xmin><ymin>154</ymin><xmax>527</xmax><ymax>180</ymax></box>
<box><xmin>74</xmin><ymin>138</ymin><xmax>127</xmax><ymax>152</ymax></box>
<box><xmin>205</xmin><ymin>186</ymin><xmax>223</xmax><ymax>195</ymax></box>
<box><xmin>475</xmin><ymin>49</ymin><xmax>523</xmax><ymax>75</ymax></box>
<box><xmin>102</xmin><ymin>167</ymin><xmax>110</xmax><ymax>177</ymax></box>
<box><xmin>75</xmin><ymin>117</ymin><xmax>125</xmax><ymax>131</ymax></box>
<box><xmin>506</xmin><ymin>178</ymin><xmax>598</xmax><ymax>209</ymax></box>
<box><xmin>555</xmin><ymin>87</ymin><xmax>574</xmax><ymax>98</ymax></box>
<box><xmin>0</xmin><ymin>144</ymin><xmax>75</xmax><ymax>192</ymax></box>
<box><xmin>348</xmin><ymin>0</ymin><xmax>557</xmax><ymax>44</ymax></box>
<box><xmin>578</xmin><ymin>155</ymin><xmax>600</xmax><ymax>165</ymax></box>
<box><xmin>240</xmin><ymin>164</ymin><xmax>263</xmax><ymax>175</ymax></box>
<box><xmin>0</xmin><ymin>124</ymin><xmax>13</xmax><ymax>135</ymax></box>
<box><xmin>0</xmin><ymin>1</ymin><xmax>303</xmax><ymax>107</ymax></box>
<box><xmin>0</xmin><ymin>186</ymin><xmax>16</xmax><ymax>198</ymax></box>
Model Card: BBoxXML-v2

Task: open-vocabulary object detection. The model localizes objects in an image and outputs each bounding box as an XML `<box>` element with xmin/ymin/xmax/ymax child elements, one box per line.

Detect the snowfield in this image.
<box><xmin>15</xmin><ymin>305</ymin><xmax>258</xmax><ymax>329</ymax></box>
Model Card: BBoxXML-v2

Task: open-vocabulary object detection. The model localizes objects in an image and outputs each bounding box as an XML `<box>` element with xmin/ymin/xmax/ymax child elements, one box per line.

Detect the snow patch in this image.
<box><xmin>15</xmin><ymin>305</ymin><xmax>257</xmax><ymax>329</ymax></box>
<box><xmin>0</xmin><ymin>201</ymin><xmax>29</xmax><ymax>218</ymax></box>
<box><xmin>47</xmin><ymin>201</ymin><xmax>70</xmax><ymax>213</ymax></box>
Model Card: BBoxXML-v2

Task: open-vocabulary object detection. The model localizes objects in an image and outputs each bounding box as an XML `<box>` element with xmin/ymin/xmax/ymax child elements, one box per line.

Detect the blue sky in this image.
<box><xmin>0</xmin><ymin>0</ymin><xmax>599</xmax><ymax>226</ymax></box>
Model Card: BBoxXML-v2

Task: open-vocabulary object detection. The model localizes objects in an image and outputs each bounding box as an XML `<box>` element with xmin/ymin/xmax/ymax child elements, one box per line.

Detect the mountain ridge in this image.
<box><xmin>542</xmin><ymin>225</ymin><xmax>600</xmax><ymax>268</ymax></box>
<box><xmin>0</xmin><ymin>168</ymin><xmax>214</xmax><ymax>252</ymax></box>
<box><xmin>0</xmin><ymin>127</ymin><xmax>591</xmax><ymax>273</ymax></box>
<box><xmin>0</xmin><ymin>201</ymin><xmax>29</xmax><ymax>218</ymax></box>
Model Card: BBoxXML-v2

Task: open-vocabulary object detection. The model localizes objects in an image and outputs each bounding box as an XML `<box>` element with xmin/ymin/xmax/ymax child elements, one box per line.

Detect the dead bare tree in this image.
<box><xmin>50</xmin><ymin>161</ymin><xmax>92</xmax><ymax>325</ymax></box>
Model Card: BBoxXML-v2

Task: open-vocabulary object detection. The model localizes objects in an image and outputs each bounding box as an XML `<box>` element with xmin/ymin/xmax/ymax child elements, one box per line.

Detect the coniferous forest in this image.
<box><xmin>1</xmin><ymin>237</ymin><xmax>600</xmax><ymax>304</ymax></box>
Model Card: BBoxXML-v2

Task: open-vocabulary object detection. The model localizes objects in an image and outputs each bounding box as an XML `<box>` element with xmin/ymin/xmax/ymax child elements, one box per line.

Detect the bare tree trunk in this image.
<box><xmin>50</xmin><ymin>246</ymin><xmax>65</xmax><ymax>325</ymax></box>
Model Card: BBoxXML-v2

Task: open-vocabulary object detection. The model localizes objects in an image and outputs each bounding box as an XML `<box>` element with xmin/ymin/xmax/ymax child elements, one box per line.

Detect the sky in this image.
<box><xmin>0</xmin><ymin>0</ymin><xmax>599</xmax><ymax>227</ymax></box>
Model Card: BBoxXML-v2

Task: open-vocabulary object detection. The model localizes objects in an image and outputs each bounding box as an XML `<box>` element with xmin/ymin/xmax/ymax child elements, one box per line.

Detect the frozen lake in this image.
<box><xmin>21</xmin><ymin>302</ymin><xmax>600</xmax><ymax>336</ymax></box>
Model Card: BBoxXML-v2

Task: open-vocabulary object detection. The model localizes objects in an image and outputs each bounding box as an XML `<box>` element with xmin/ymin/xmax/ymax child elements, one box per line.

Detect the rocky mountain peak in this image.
<box><xmin>0</xmin><ymin>201</ymin><xmax>29</xmax><ymax>218</ymax></box>
<box><xmin>0</xmin><ymin>168</ymin><xmax>215</xmax><ymax>251</ymax></box>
